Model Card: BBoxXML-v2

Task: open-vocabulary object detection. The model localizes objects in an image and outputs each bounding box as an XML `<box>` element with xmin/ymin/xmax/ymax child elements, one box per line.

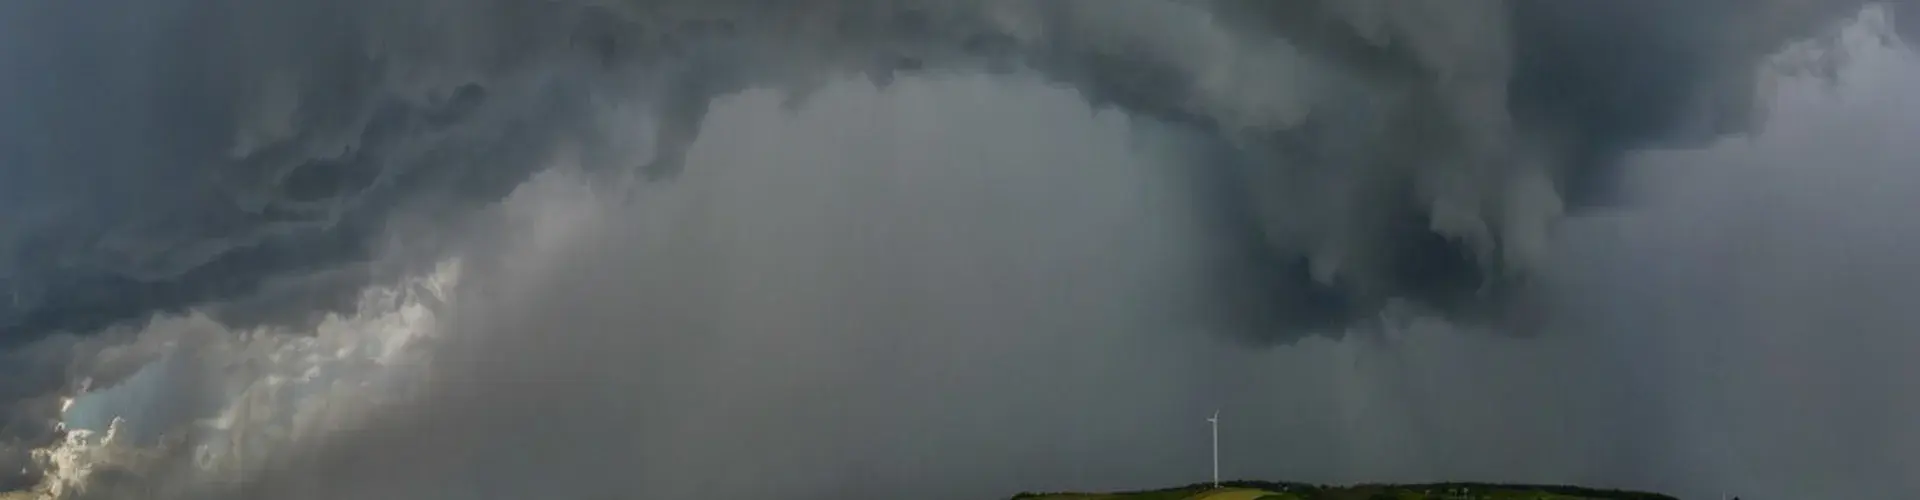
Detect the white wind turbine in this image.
<box><xmin>1207</xmin><ymin>409</ymin><xmax>1219</xmax><ymax>488</ymax></box>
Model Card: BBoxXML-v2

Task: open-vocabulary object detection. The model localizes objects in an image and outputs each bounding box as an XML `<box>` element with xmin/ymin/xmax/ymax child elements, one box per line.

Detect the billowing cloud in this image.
<box><xmin>0</xmin><ymin>0</ymin><xmax>1883</xmax><ymax>346</ymax></box>
<box><xmin>2</xmin><ymin>0</ymin><xmax>1916</xmax><ymax>498</ymax></box>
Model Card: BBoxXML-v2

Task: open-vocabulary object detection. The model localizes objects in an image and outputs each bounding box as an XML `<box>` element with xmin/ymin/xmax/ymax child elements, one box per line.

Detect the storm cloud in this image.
<box><xmin>1</xmin><ymin>0</ymin><xmax>1878</xmax><ymax>346</ymax></box>
<box><xmin>2</xmin><ymin>0</ymin><xmax>1917</xmax><ymax>499</ymax></box>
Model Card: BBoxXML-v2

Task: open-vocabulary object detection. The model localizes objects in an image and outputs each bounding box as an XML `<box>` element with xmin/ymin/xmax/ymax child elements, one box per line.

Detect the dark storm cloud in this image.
<box><xmin>0</xmin><ymin>0</ymin><xmax>1907</xmax><ymax>496</ymax></box>
<box><xmin>0</xmin><ymin>0</ymin><xmax>1883</xmax><ymax>348</ymax></box>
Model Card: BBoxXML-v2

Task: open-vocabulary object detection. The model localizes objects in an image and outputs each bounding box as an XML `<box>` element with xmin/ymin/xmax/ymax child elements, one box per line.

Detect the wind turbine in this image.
<box><xmin>1207</xmin><ymin>409</ymin><xmax>1219</xmax><ymax>488</ymax></box>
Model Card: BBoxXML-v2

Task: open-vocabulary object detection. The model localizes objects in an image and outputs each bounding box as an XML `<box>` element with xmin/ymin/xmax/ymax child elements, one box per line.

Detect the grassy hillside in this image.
<box><xmin>1011</xmin><ymin>480</ymin><xmax>1679</xmax><ymax>500</ymax></box>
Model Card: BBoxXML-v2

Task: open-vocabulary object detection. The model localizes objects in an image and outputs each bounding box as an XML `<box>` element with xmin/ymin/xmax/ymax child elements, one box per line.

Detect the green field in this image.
<box><xmin>1011</xmin><ymin>480</ymin><xmax>1679</xmax><ymax>500</ymax></box>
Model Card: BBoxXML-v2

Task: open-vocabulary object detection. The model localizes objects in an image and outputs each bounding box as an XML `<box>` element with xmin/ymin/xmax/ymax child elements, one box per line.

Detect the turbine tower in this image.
<box><xmin>1207</xmin><ymin>409</ymin><xmax>1219</xmax><ymax>488</ymax></box>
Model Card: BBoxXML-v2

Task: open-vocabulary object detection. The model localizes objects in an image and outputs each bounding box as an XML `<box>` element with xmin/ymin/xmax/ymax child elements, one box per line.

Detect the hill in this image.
<box><xmin>1010</xmin><ymin>480</ymin><xmax>1680</xmax><ymax>500</ymax></box>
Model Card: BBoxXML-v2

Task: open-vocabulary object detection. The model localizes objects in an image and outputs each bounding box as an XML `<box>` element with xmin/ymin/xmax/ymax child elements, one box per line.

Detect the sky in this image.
<box><xmin>2</xmin><ymin>1</ymin><xmax>1919</xmax><ymax>499</ymax></box>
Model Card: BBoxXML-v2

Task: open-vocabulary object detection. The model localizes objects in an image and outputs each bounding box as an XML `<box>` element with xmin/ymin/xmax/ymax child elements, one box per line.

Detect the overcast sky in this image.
<box><xmin>3</xmin><ymin>2</ymin><xmax>1919</xmax><ymax>499</ymax></box>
